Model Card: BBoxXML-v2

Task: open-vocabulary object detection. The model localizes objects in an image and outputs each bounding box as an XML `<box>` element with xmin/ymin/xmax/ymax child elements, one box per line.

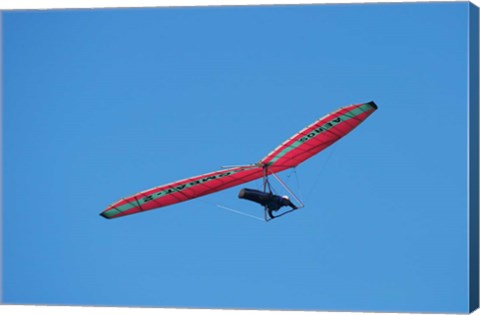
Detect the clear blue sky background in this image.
<box><xmin>1</xmin><ymin>2</ymin><xmax>473</xmax><ymax>313</ymax></box>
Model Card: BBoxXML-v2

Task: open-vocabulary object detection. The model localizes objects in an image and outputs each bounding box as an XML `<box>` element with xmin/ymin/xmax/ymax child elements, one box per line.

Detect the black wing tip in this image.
<box><xmin>368</xmin><ymin>101</ymin><xmax>378</xmax><ymax>110</ymax></box>
<box><xmin>100</xmin><ymin>212</ymin><xmax>111</xmax><ymax>219</ymax></box>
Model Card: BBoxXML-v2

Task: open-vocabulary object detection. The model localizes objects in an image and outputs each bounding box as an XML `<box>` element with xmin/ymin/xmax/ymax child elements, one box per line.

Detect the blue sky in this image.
<box><xmin>1</xmin><ymin>2</ymin><xmax>474</xmax><ymax>313</ymax></box>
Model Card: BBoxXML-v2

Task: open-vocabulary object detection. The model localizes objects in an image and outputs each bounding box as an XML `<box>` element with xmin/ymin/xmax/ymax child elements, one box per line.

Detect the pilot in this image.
<box><xmin>238</xmin><ymin>188</ymin><xmax>298</xmax><ymax>219</ymax></box>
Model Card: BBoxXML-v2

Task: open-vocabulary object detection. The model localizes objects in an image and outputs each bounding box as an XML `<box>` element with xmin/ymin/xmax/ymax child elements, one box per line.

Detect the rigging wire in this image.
<box><xmin>191</xmin><ymin>191</ymin><xmax>266</xmax><ymax>222</ymax></box>
<box><xmin>304</xmin><ymin>144</ymin><xmax>338</xmax><ymax>202</ymax></box>
<box><xmin>292</xmin><ymin>167</ymin><xmax>305</xmax><ymax>203</ymax></box>
<box><xmin>216</xmin><ymin>204</ymin><xmax>265</xmax><ymax>222</ymax></box>
<box><xmin>187</xmin><ymin>174</ymin><xmax>267</xmax><ymax>222</ymax></box>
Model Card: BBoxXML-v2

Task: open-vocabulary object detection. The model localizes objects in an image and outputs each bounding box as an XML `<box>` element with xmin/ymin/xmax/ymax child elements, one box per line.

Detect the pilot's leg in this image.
<box><xmin>268</xmin><ymin>208</ymin><xmax>276</xmax><ymax>219</ymax></box>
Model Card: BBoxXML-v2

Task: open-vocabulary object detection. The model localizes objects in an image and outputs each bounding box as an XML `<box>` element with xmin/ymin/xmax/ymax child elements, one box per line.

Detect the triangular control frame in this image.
<box><xmin>262</xmin><ymin>166</ymin><xmax>305</xmax><ymax>221</ymax></box>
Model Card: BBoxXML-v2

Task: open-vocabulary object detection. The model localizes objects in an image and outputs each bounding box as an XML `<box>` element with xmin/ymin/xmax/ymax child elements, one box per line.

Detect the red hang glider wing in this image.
<box><xmin>260</xmin><ymin>101</ymin><xmax>377</xmax><ymax>173</ymax></box>
<box><xmin>101</xmin><ymin>101</ymin><xmax>377</xmax><ymax>219</ymax></box>
<box><xmin>101</xmin><ymin>165</ymin><xmax>264</xmax><ymax>219</ymax></box>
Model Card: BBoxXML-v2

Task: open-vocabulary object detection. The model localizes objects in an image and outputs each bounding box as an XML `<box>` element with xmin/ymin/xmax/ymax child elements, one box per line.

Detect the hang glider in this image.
<box><xmin>100</xmin><ymin>101</ymin><xmax>377</xmax><ymax>219</ymax></box>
